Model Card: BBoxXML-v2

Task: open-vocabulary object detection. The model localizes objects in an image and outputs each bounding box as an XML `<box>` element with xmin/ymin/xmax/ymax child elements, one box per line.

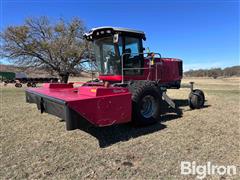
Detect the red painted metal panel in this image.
<box><xmin>98</xmin><ymin>58</ymin><xmax>182</xmax><ymax>83</ymax></box>
<box><xmin>68</xmin><ymin>93</ymin><xmax>132</xmax><ymax>126</ymax></box>
<box><xmin>43</xmin><ymin>83</ymin><xmax>74</xmax><ymax>89</ymax></box>
<box><xmin>28</xmin><ymin>85</ymin><xmax>132</xmax><ymax>126</ymax></box>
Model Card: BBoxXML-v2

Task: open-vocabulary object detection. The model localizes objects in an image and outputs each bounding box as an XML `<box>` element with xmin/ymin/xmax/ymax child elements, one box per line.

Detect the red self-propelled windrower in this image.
<box><xmin>26</xmin><ymin>27</ymin><xmax>205</xmax><ymax>130</ymax></box>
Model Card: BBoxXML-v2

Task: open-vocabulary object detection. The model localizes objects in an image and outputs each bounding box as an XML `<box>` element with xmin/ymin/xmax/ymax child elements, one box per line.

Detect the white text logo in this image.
<box><xmin>181</xmin><ymin>161</ymin><xmax>237</xmax><ymax>179</ymax></box>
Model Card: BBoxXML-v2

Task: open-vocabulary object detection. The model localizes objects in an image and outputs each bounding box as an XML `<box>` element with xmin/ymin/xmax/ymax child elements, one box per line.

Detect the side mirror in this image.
<box><xmin>113</xmin><ymin>34</ymin><xmax>119</xmax><ymax>43</ymax></box>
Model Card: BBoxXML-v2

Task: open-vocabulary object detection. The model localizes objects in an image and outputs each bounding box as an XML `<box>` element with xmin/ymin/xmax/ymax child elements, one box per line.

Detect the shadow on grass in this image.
<box><xmin>72</xmin><ymin>99</ymin><xmax>210</xmax><ymax>148</ymax></box>
<box><xmin>81</xmin><ymin>123</ymin><xmax>166</xmax><ymax>148</ymax></box>
<box><xmin>184</xmin><ymin>104</ymin><xmax>211</xmax><ymax>112</ymax></box>
<box><xmin>171</xmin><ymin>99</ymin><xmax>211</xmax><ymax>112</ymax></box>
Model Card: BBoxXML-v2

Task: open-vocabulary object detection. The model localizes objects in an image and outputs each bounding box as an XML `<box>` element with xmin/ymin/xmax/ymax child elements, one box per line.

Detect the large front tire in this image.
<box><xmin>131</xmin><ymin>82</ymin><xmax>162</xmax><ymax>126</ymax></box>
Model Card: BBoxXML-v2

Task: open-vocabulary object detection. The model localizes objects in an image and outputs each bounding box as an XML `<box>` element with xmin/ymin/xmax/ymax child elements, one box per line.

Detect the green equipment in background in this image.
<box><xmin>0</xmin><ymin>71</ymin><xmax>16</xmax><ymax>81</ymax></box>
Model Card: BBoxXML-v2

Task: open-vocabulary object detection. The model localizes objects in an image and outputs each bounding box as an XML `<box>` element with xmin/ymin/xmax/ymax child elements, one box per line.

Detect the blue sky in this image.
<box><xmin>1</xmin><ymin>0</ymin><xmax>239</xmax><ymax>70</ymax></box>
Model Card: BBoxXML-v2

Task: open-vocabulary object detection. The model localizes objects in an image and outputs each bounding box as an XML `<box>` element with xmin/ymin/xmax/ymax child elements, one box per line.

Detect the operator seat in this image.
<box><xmin>124</xmin><ymin>48</ymin><xmax>132</xmax><ymax>61</ymax></box>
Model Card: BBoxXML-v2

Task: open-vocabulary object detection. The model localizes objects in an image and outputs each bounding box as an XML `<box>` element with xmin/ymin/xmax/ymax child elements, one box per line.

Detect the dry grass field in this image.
<box><xmin>0</xmin><ymin>77</ymin><xmax>239</xmax><ymax>179</ymax></box>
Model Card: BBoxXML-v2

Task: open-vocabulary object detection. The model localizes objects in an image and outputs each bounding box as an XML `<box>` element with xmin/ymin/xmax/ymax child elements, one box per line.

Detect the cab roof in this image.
<box><xmin>84</xmin><ymin>26</ymin><xmax>146</xmax><ymax>41</ymax></box>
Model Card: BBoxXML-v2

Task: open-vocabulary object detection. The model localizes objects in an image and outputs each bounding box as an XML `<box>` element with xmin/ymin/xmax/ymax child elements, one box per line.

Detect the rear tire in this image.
<box><xmin>131</xmin><ymin>81</ymin><xmax>162</xmax><ymax>126</ymax></box>
<box><xmin>189</xmin><ymin>89</ymin><xmax>205</xmax><ymax>109</ymax></box>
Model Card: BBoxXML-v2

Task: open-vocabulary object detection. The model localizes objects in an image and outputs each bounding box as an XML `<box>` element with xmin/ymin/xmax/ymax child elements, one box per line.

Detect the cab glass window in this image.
<box><xmin>124</xmin><ymin>37</ymin><xmax>143</xmax><ymax>75</ymax></box>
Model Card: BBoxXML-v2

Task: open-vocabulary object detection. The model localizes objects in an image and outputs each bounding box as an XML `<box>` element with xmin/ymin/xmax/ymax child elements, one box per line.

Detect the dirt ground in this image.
<box><xmin>0</xmin><ymin>77</ymin><xmax>239</xmax><ymax>179</ymax></box>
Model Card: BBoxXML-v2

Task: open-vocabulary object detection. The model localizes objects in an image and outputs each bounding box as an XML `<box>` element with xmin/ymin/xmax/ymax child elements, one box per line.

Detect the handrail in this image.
<box><xmin>120</xmin><ymin>52</ymin><xmax>162</xmax><ymax>83</ymax></box>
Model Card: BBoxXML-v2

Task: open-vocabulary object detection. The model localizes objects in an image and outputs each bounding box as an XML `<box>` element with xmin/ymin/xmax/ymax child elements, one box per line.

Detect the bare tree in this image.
<box><xmin>0</xmin><ymin>16</ymin><xmax>94</xmax><ymax>83</ymax></box>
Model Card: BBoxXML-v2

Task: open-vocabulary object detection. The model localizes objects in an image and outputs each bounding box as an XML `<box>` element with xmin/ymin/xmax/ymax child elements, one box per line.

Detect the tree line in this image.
<box><xmin>184</xmin><ymin>66</ymin><xmax>240</xmax><ymax>78</ymax></box>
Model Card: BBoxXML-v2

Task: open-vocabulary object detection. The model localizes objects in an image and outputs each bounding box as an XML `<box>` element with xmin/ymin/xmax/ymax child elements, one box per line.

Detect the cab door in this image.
<box><xmin>123</xmin><ymin>36</ymin><xmax>144</xmax><ymax>76</ymax></box>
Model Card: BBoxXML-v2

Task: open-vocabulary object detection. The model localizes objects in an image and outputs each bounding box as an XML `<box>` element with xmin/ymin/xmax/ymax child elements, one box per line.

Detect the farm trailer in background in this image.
<box><xmin>0</xmin><ymin>71</ymin><xmax>58</xmax><ymax>87</ymax></box>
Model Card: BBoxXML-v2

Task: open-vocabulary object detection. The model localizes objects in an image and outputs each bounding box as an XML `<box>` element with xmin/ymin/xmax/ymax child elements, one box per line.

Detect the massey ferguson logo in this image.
<box><xmin>113</xmin><ymin>89</ymin><xmax>126</xmax><ymax>93</ymax></box>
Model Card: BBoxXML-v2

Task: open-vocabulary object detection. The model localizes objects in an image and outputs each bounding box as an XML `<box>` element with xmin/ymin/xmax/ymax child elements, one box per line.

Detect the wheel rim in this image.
<box><xmin>140</xmin><ymin>95</ymin><xmax>157</xmax><ymax>118</ymax></box>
